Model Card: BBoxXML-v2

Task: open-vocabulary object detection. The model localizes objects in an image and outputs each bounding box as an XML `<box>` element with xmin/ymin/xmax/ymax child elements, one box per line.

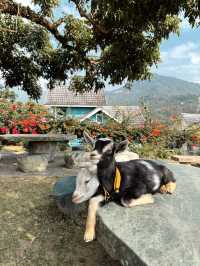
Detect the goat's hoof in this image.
<box><xmin>160</xmin><ymin>182</ymin><xmax>176</xmax><ymax>194</ymax></box>
<box><xmin>160</xmin><ymin>185</ymin><xmax>167</xmax><ymax>194</ymax></box>
<box><xmin>84</xmin><ymin>229</ymin><xmax>95</xmax><ymax>242</ymax></box>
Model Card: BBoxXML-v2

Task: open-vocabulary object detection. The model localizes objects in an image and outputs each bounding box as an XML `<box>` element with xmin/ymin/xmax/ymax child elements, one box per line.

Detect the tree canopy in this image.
<box><xmin>0</xmin><ymin>0</ymin><xmax>200</xmax><ymax>99</ymax></box>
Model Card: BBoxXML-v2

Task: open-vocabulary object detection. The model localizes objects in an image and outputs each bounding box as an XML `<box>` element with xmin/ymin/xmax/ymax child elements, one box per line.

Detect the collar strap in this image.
<box><xmin>103</xmin><ymin>167</ymin><xmax>122</xmax><ymax>201</ymax></box>
<box><xmin>114</xmin><ymin>167</ymin><xmax>121</xmax><ymax>193</ymax></box>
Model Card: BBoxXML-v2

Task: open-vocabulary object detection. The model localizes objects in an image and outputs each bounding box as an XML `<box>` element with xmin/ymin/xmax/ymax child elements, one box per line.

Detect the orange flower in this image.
<box><xmin>151</xmin><ymin>129</ymin><xmax>161</xmax><ymax>137</ymax></box>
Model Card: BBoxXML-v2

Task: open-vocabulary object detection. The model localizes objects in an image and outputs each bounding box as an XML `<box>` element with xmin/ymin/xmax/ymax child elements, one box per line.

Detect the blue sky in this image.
<box><xmin>11</xmin><ymin>1</ymin><xmax>200</xmax><ymax>84</ymax></box>
<box><xmin>156</xmin><ymin>22</ymin><xmax>200</xmax><ymax>83</ymax></box>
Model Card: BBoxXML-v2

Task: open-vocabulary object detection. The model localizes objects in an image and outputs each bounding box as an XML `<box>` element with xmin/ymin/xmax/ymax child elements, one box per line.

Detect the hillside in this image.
<box><xmin>105</xmin><ymin>74</ymin><xmax>200</xmax><ymax>120</ymax></box>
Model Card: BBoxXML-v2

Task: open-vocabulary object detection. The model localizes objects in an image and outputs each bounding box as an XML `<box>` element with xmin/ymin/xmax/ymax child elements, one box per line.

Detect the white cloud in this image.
<box><xmin>189</xmin><ymin>52</ymin><xmax>200</xmax><ymax>64</ymax></box>
<box><xmin>170</xmin><ymin>42</ymin><xmax>198</xmax><ymax>59</ymax></box>
<box><xmin>156</xmin><ymin>40</ymin><xmax>200</xmax><ymax>83</ymax></box>
<box><xmin>161</xmin><ymin>42</ymin><xmax>200</xmax><ymax>66</ymax></box>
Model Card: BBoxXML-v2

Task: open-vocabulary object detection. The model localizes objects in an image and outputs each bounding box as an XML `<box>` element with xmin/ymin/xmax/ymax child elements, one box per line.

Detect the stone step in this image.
<box><xmin>171</xmin><ymin>155</ymin><xmax>200</xmax><ymax>164</ymax></box>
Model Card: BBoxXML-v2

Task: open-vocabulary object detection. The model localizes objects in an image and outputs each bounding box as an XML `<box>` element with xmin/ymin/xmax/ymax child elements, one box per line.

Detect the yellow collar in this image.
<box><xmin>103</xmin><ymin>167</ymin><xmax>122</xmax><ymax>201</ymax></box>
<box><xmin>114</xmin><ymin>167</ymin><xmax>121</xmax><ymax>193</ymax></box>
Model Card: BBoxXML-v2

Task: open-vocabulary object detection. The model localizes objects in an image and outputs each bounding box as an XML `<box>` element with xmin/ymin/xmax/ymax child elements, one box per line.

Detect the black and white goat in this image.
<box><xmin>72</xmin><ymin>138</ymin><xmax>139</xmax><ymax>204</ymax></box>
<box><xmin>73</xmin><ymin>138</ymin><xmax>176</xmax><ymax>242</ymax></box>
<box><xmin>73</xmin><ymin>139</ymin><xmax>176</xmax><ymax>242</ymax></box>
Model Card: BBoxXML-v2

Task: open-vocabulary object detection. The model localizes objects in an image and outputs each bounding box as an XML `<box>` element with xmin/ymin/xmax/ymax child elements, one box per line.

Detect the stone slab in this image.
<box><xmin>0</xmin><ymin>134</ymin><xmax>75</xmax><ymax>142</ymax></box>
<box><xmin>97</xmin><ymin>163</ymin><xmax>200</xmax><ymax>266</ymax></box>
<box><xmin>171</xmin><ymin>155</ymin><xmax>200</xmax><ymax>164</ymax></box>
<box><xmin>52</xmin><ymin>163</ymin><xmax>200</xmax><ymax>266</ymax></box>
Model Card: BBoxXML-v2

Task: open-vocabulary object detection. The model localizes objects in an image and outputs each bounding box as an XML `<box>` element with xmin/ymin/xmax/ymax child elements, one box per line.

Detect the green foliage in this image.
<box><xmin>129</xmin><ymin>142</ymin><xmax>181</xmax><ymax>160</ymax></box>
<box><xmin>0</xmin><ymin>0</ymin><xmax>200</xmax><ymax>99</ymax></box>
<box><xmin>0</xmin><ymin>14</ymin><xmax>50</xmax><ymax>99</ymax></box>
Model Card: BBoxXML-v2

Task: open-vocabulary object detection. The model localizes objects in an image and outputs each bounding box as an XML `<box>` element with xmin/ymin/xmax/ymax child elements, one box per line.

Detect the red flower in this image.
<box><xmin>0</xmin><ymin>127</ymin><xmax>8</xmax><ymax>134</ymax></box>
<box><xmin>30</xmin><ymin>121</ymin><xmax>37</xmax><ymax>127</ymax></box>
<box><xmin>12</xmin><ymin>127</ymin><xmax>19</xmax><ymax>134</ymax></box>
<box><xmin>191</xmin><ymin>135</ymin><xmax>198</xmax><ymax>142</ymax></box>
<box><xmin>23</xmin><ymin>127</ymin><xmax>29</xmax><ymax>133</ymax></box>
<box><xmin>12</xmin><ymin>104</ymin><xmax>17</xmax><ymax>111</ymax></box>
<box><xmin>32</xmin><ymin>129</ymin><xmax>38</xmax><ymax>135</ymax></box>
<box><xmin>191</xmin><ymin>144</ymin><xmax>197</xmax><ymax>149</ymax></box>
<box><xmin>40</xmin><ymin>117</ymin><xmax>47</xmax><ymax>123</ymax></box>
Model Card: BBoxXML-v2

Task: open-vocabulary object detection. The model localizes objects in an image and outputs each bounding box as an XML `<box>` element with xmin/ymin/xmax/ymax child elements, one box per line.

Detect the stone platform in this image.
<box><xmin>53</xmin><ymin>162</ymin><xmax>200</xmax><ymax>266</ymax></box>
<box><xmin>97</xmin><ymin>162</ymin><xmax>200</xmax><ymax>266</ymax></box>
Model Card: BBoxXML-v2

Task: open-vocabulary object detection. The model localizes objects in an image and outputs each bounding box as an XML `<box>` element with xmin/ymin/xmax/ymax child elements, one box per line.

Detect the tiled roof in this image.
<box><xmin>80</xmin><ymin>106</ymin><xmax>144</xmax><ymax>126</ymax></box>
<box><xmin>46</xmin><ymin>85</ymin><xmax>106</xmax><ymax>106</ymax></box>
<box><xmin>181</xmin><ymin>113</ymin><xmax>200</xmax><ymax>128</ymax></box>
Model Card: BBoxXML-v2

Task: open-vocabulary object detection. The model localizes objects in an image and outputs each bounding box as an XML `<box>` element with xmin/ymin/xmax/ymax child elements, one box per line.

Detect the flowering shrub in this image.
<box><xmin>77</xmin><ymin>117</ymin><xmax>186</xmax><ymax>159</ymax></box>
<box><xmin>0</xmin><ymin>99</ymin><xmax>53</xmax><ymax>134</ymax></box>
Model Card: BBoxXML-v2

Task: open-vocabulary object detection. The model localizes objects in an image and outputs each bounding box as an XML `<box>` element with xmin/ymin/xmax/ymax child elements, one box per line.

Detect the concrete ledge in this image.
<box><xmin>53</xmin><ymin>163</ymin><xmax>200</xmax><ymax>266</ymax></box>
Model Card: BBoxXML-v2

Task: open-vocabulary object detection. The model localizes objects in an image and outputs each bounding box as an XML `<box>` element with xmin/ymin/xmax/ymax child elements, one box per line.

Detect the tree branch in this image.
<box><xmin>0</xmin><ymin>0</ymin><xmax>102</xmax><ymax>66</ymax></box>
<box><xmin>0</xmin><ymin>0</ymin><xmax>70</xmax><ymax>47</ymax></box>
<box><xmin>71</xmin><ymin>0</ymin><xmax>109</xmax><ymax>34</ymax></box>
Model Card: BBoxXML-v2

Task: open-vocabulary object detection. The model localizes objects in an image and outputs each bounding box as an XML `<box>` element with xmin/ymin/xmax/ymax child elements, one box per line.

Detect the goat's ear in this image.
<box><xmin>83</xmin><ymin>131</ymin><xmax>95</xmax><ymax>147</ymax></box>
<box><xmin>115</xmin><ymin>140</ymin><xmax>129</xmax><ymax>153</ymax></box>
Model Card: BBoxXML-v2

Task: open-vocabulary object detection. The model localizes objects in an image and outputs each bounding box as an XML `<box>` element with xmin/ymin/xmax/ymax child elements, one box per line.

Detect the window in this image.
<box><xmin>96</xmin><ymin>113</ymin><xmax>103</xmax><ymax>124</ymax></box>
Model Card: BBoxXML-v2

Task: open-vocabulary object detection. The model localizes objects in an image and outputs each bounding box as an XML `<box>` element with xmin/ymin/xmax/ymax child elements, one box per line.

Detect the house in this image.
<box><xmin>181</xmin><ymin>113</ymin><xmax>200</xmax><ymax>129</ymax></box>
<box><xmin>45</xmin><ymin>85</ymin><xmax>144</xmax><ymax>126</ymax></box>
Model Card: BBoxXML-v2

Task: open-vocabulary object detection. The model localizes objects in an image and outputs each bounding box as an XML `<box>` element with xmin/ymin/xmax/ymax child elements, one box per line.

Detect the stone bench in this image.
<box><xmin>0</xmin><ymin>134</ymin><xmax>75</xmax><ymax>172</ymax></box>
<box><xmin>52</xmin><ymin>162</ymin><xmax>200</xmax><ymax>266</ymax></box>
<box><xmin>0</xmin><ymin>134</ymin><xmax>75</xmax><ymax>161</ymax></box>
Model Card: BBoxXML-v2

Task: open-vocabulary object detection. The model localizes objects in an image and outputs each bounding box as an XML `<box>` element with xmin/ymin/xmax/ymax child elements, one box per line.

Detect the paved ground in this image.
<box><xmin>0</xmin><ymin>156</ymin><xmax>119</xmax><ymax>266</ymax></box>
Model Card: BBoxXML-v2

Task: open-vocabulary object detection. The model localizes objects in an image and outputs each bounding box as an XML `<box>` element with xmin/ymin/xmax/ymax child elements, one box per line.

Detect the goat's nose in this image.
<box><xmin>72</xmin><ymin>193</ymin><xmax>81</xmax><ymax>203</ymax></box>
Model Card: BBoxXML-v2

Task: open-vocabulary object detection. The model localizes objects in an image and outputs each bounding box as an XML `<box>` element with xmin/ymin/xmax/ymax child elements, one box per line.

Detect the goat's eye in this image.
<box><xmin>85</xmin><ymin>180</ymin><xmax>90</xmax><ymax>184</ymax></box>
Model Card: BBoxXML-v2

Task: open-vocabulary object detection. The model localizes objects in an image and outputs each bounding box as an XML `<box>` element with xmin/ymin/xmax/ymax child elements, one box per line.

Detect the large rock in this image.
<box><xmin>51</xmin><ymin>176</ymin><xmax>87</xmax><ymax>227</ymax></box>
<box><xmin>53</xmin><ymin>163</ymin><xmax>200</xmax><ymax>266</ymax></box>
<box><xmin>97</xmin><ymin>163</ymin><xmax>200</xmax><ymax>266</ymax></box>
<box><xmin>17</xmin><ymin>155</ymin><xmax>48</xmax><ymax>172</ymax></box>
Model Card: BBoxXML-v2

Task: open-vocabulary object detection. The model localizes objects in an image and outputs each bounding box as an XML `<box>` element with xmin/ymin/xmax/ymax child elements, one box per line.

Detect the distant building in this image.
<box><xmin>45</xmin><ymin>85</ymin><xmax>144</xmax><ymax>126</ymax></box>
<box><xmin>181</xmin><ymin>113</ymin><xmax>200</xmax><ymax>129</ymax></box>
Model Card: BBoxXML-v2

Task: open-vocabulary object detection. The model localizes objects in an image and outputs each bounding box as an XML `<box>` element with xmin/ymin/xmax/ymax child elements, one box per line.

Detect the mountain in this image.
<box><xmin>105</xmin><ymin>74</ymin><xmax>200</xmax><ymax>120</ymax></box>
